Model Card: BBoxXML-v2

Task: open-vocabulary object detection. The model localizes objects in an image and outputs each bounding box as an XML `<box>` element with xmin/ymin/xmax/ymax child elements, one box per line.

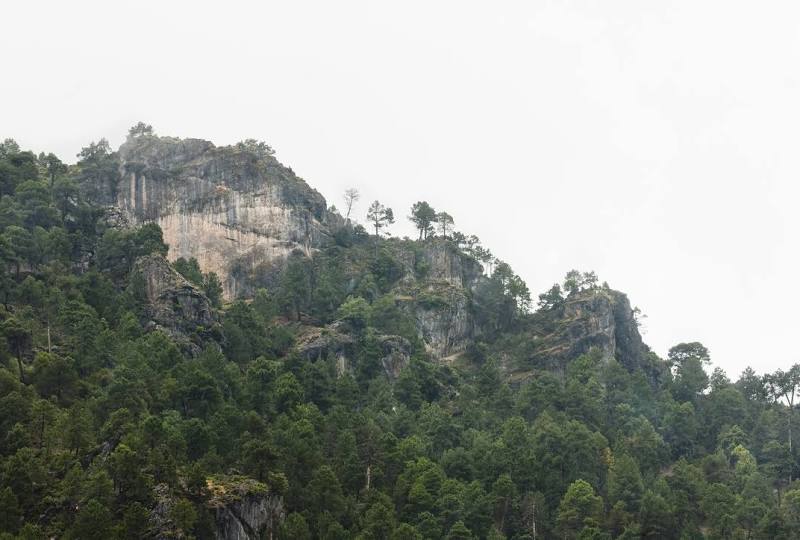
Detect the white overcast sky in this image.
<box><xmin>3</xmin><ymin>1</ymin><xmax>799</xmax><ymax>377</ymax></box>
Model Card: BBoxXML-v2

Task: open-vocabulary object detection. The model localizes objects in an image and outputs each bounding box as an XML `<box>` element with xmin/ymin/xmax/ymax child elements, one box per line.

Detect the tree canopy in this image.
<box><xmin>0</xmin><ymin>137</ymin><xmax>796</xmax><ymax>540</ymax></box>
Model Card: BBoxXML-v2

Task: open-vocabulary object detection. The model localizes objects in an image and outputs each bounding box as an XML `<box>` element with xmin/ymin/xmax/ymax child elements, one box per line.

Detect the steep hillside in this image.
<box><xmin>1</xmin><ymin>130</ymin><xmax>798</xmax><ymax>540</ymax></box>
<box><xmin>87</xmin><ymin>131</ymin><xmax>644</xmax><ymax>370</ymax></box>
<box><xmin>496</xmin><ymin>286</ymin><xmax>663</xmax><ymax>383</ymax></box>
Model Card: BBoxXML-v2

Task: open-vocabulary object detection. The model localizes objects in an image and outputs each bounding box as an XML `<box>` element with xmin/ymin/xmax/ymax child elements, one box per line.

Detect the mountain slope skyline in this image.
<box><xmin>12</xmin><ymin>124</ymin><xmax>777</xmax><ymax>377</ymax></box>
<box><xmin>6</xmin><ymin>0</ymin><xmax>800</xmax><ymax>381</ymax></box>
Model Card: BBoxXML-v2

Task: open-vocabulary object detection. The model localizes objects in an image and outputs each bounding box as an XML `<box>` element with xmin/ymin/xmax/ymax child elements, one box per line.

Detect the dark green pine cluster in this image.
<box><xmin>1</xmin><ymin>137</ymin><xmax>800</xmax><ymax>539</ymax></box>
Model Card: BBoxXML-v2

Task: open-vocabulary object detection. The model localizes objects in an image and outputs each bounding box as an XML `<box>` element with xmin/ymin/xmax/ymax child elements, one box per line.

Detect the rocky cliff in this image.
<box><xmin>290</xmin><ymin>238</ymin><xmax>484</xmax><ymax>371</ymax></box>
<box><xmin>83</xmin><ymin>131</ymin><xmax>489</xmax><ymax>364</ymax></box>
<box><xmin>132</xmin><ymin>253</ymin><xmax>220</xmax><ymax>352</ymax></box>
<box><xmin>518</xmin><ymin>287</ymin><xmax>648</xmax><ymax>376</ymax></box>
<box><xmin>392</xmin><ymin>238</ymin><xmax>485</xmax><ymax>358</ymax></box>
<box><xmin>92</xmin><ymin>132</ymin><xmax>648</xmax><ymax>375</ymax></box>
<box><xmin>149</xmin><ymin>476</ymin><xmax>283</xmax><ymax>540</ymax></box>
<box><xmin>104</xmin><ymin>133</ymin><xmax>338</xmax><ymax>299</ymax></box>
<box><xmin>206</xmin><ymin>476</ymin><xmax>284</xmax><ymax>540</ymax></box>
<box><xmin>295</xmin><ymin>323</ymin><xmax>414</xmax><ymax>379</ymax></box>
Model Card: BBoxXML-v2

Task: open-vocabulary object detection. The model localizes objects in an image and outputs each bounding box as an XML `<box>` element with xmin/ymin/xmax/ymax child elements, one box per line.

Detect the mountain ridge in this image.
<box><xmin>83</xmin><ymin>129</ymin><xmax>648</xmax><ymax>373</ymax></box>
<box><xmin>3</xmin><ymin>129</ymin><xmax>791</xmax><ymax>540</ymax></box>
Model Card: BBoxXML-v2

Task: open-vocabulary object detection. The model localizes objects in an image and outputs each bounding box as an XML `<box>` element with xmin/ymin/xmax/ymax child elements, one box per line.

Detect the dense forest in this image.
<box><xmin>2</xmin><ymin>133</ymin><xmax>800</xmax><ymax>540</ymax></box>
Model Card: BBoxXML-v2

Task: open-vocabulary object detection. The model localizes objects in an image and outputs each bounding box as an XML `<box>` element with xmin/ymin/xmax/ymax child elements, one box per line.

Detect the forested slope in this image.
<box><xmin>0</xmin><ymin>130</ymin><xmax>798</xmax><ymax>539</ymax></box>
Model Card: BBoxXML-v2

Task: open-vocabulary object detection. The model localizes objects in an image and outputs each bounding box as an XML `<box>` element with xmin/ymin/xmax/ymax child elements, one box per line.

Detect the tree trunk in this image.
<box><xmin>789</xmin><ymin>402</ymin><xmax>794</xmax><ymax>484</ymax></box>
<box><xmin>16</xmin><ymin>356</ymin><xmax>25</xmax><ymax>384</ymax></box>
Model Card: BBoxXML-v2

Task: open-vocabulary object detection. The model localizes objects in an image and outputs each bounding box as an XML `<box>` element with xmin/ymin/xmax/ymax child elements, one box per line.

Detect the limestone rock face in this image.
<box><xmin>295</xmin><ymin>323</ymin><xmax>413</xmax><ymax>380</ymax></box>
<box><xmin>562</xmin><ymin>289</ymin><xmax>645</xmax><ymax>370</ymax></box>
<box><xmin>212</xmin><ymin>495</ymin><xmax>283</xmax><ymax>540</ymax></box>
<box><xmin>114</xmin><ymin>134</ymin><xmax>338</xmax><ymax>299</ymax></box>
<box><xmin>527</xmin><ymin>288</ymin><xmax>647</xmax><ymax>372</ymax></box>
<box><xmin>149</xmin><ymin>477</ymin><xmax>283</xmax><ymax>540</ymax></box>
<box><xmin>207</xmin><ymin>477</ymin><xmax>284</xmax><ymax>540</ymax></box>
<box><xmin>132</xmin><ymin>253</ymin><xmax>218</xmax><ymax>348</ymax></box>
<box><xmin>413</xmin><ymin>286</ymin><xmax>473</xmax><ymax>359</ymax></box>
<box><xmin>295</xmin><ymin>323</ymin><xmax>355</xmax><ymax>376</ymax></box>
<box><xmin>394</xmin><ymin>239</ymin><xmax>484</xmax><ymax>358</ymax></box>
<box><xmin>377</xmin><ymin>334</ymin><xmax>413</xmax><ymax>379</ymax></box>
<box><xmin>415</xmin><ymin>239</ymin><xmax>483</xmax><ymax>288</ymax></box>
<box><xmin>82</xmin><ymin>131</ymin><xmax>492</xmax><ymax>365</ymax></box>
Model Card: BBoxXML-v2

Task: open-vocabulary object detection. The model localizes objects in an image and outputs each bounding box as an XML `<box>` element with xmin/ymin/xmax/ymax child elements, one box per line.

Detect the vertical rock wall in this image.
<box><xmin>113</xmin><ymin>134</ymin><xmax>337</xmax><ymax>299</ymax></box>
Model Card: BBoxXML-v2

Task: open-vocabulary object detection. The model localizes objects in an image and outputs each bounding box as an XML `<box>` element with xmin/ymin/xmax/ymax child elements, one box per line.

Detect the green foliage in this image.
<box><xmin>409</xmin><ymin>201</ymin><xmax>437</xmax><ymax>240</ymax></box>
<box><xmin>336</xmin><ymin>296</ymin><xmax>371</xmax><ymax>330</ymax></box>
<box><xmin>281</xmin><ymin>512</ymin><xmax>311</xmax><ymax>539</ymax></box>
<box><xmin>128</xmin><ymin>122</ymin><xmax>154</xmax><ymax>138</ymax></box>
<box><xmin>607</xmin><ymin>453</ymin><xmax>643</xmax><ymax>512</ymax></box>
<box><xmin>555</xmin><ymin>479</ymin><xmax>603</xmax><ymax>539</ymax></box>
<box><xmin>563</xmin><ymin>270</ymin><xmax>598</xmax><ymax>296</ymax></box>
<box><xmin>1</xmin><ymin>137</ymin><xmax>800</xmax><ymax>540</ymax></box>
<box><xmin>175</xmin><ymin>257</ymin><xmax>223</xmax><ymax>307</ymax></box>
<box><xmin>473</xmin><ymin>261</ymin><xmax>531</xmax><ymax>333</ymax></box>
<box><xmin>366</xmin><ymin>200</ymin><xmax>395</xmax><ymax>237</ymax></box>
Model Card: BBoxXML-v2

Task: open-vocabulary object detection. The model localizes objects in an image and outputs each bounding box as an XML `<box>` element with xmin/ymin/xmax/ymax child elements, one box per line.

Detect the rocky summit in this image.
<box><xmin>90</xmin><ymin>131</ymin><xmax>645</xmax><ymax>370</ymax></box>
<box><xmin>83</xmin><ymin>132</ymin><xmax>339</xmax><ymax>299</ymax></box>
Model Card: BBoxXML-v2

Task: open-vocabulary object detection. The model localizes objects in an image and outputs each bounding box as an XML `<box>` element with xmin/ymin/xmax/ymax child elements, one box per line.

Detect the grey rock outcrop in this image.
<box><xmin>377</xmin><ymin>334</ymin><xmax>413</xmax><ymax>379</ymax></box>
<box><xmin>393</xmin><ymin>239</ymin><xmax>484</xmax><ymax>358</ymax></box>
<box><xmin>412</xmin><ymin>285</ymin><xmax>473</xmax><ymax>359</ymax></box>
<box><xmin>132</xmin><ymin>253</ymin><xmax>219</xmax><ymax>349</ymax></box>
<box><xmin>561</xmin><ymin>288</ymin><xmax>645</xmax><ymax>370</ymax></box>
<box><xmin>83</xmin><ymin>131</ymin><xmax>486</xmax><ymax>363</ymax></box>
<box><xmin>149</xmin><ymin>477</ymin><xmax>283</xmax><ymax>540</ymax></box>
<box><xmin>86</xmin><ymin>131</ymin><xmax>653</xmax><ymax>377</ymax></box>
<box><xmin>295</xmin><ymin>323</ymin><xmax>413</xmax><ymax>380</ymax></box>
<box><xmin>110</xmin><ymin>134</ymin><xmax>339</xmax><ymax>299</ymax></box>
<box><xmin>526</xmin><ymin>288</ymin><xmax>647</xmax><ymax>373</ymax></box>
<box><xmin>207</xmin><ymin>477</ymin><xmax>284</xmax><ymax>540</ymax></box>
<box><xmin>295</xmin><ymin>323</ymin><xmax>355</xmax><ymax>376</ymax></box>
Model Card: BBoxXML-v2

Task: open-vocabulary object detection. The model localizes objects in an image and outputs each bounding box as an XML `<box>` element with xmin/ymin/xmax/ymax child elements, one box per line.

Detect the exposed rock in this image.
<box><xmin>148</xmin><ymin>483</ymin><xmax>175</xmax><ymax>539</ymax></box>
<box><xmin>295</xmin><ymin>323</ymin><xmax>355</xmax><ymax>376</ymax></box>
<box><xmin>294</xmin><ymin>323</ymin><xmax>413</xmax><ymax>380</ymax></box>
<box><xmin>376</xmin><ymin>334</ymin><xmax>413</xmax><ymax>379</ymax></box>
<box><xmin>148</xmin><ymin>476</ymin><xmax>283</xmax><ymax>540</ymax></box>
<box><xmin>85</xmin><ymin>132</ymin><xmax>486</xmax><ymax>362</ymax></box>
<box><xmin>88</xmin><ymin>132</ymin><xmax>652</xmax><ymax>377</ymax></box>
<box><xmin>132</xmin><ymin>253</ymin><xmax>219</xmax><ymax>350</ymax></box>
<box><xmin>107</xmin><ymin>134</ymin><xmax>340</xmax><ymax>299</ymax></box>
<box><xmin>526</xmin><ymin>288</ymin><xmax>647</xmax><ymax>373</ymax></box>
<box><xmin>415</xmin><ymin>238</ymin><xmax>483</xmax><ymax>288</ymax></box>
<box><xmin>411</xmin><ymin>283</ymin><xmax>473</xmax><ymax>358</ymax></box>
<box><xmin>393</xmin><ymin>239</ymin><xmax>484</xmax><ymax>358</ymax></box>
<box><xmin>206</xmin><ymin>476</ymin><xmax>284</xmax><ymax>540</ymax></box>
<box><xmin>289</xmin><ymin>238</ymin><xmax>483</xmax><ymax>364</ymax></box>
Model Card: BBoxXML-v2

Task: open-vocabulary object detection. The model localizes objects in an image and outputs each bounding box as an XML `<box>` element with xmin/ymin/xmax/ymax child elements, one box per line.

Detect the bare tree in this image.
<box><xmin>343</xmin><ymin>188</ymin><xmax>360</xmax><ymax>220</ymax></box>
